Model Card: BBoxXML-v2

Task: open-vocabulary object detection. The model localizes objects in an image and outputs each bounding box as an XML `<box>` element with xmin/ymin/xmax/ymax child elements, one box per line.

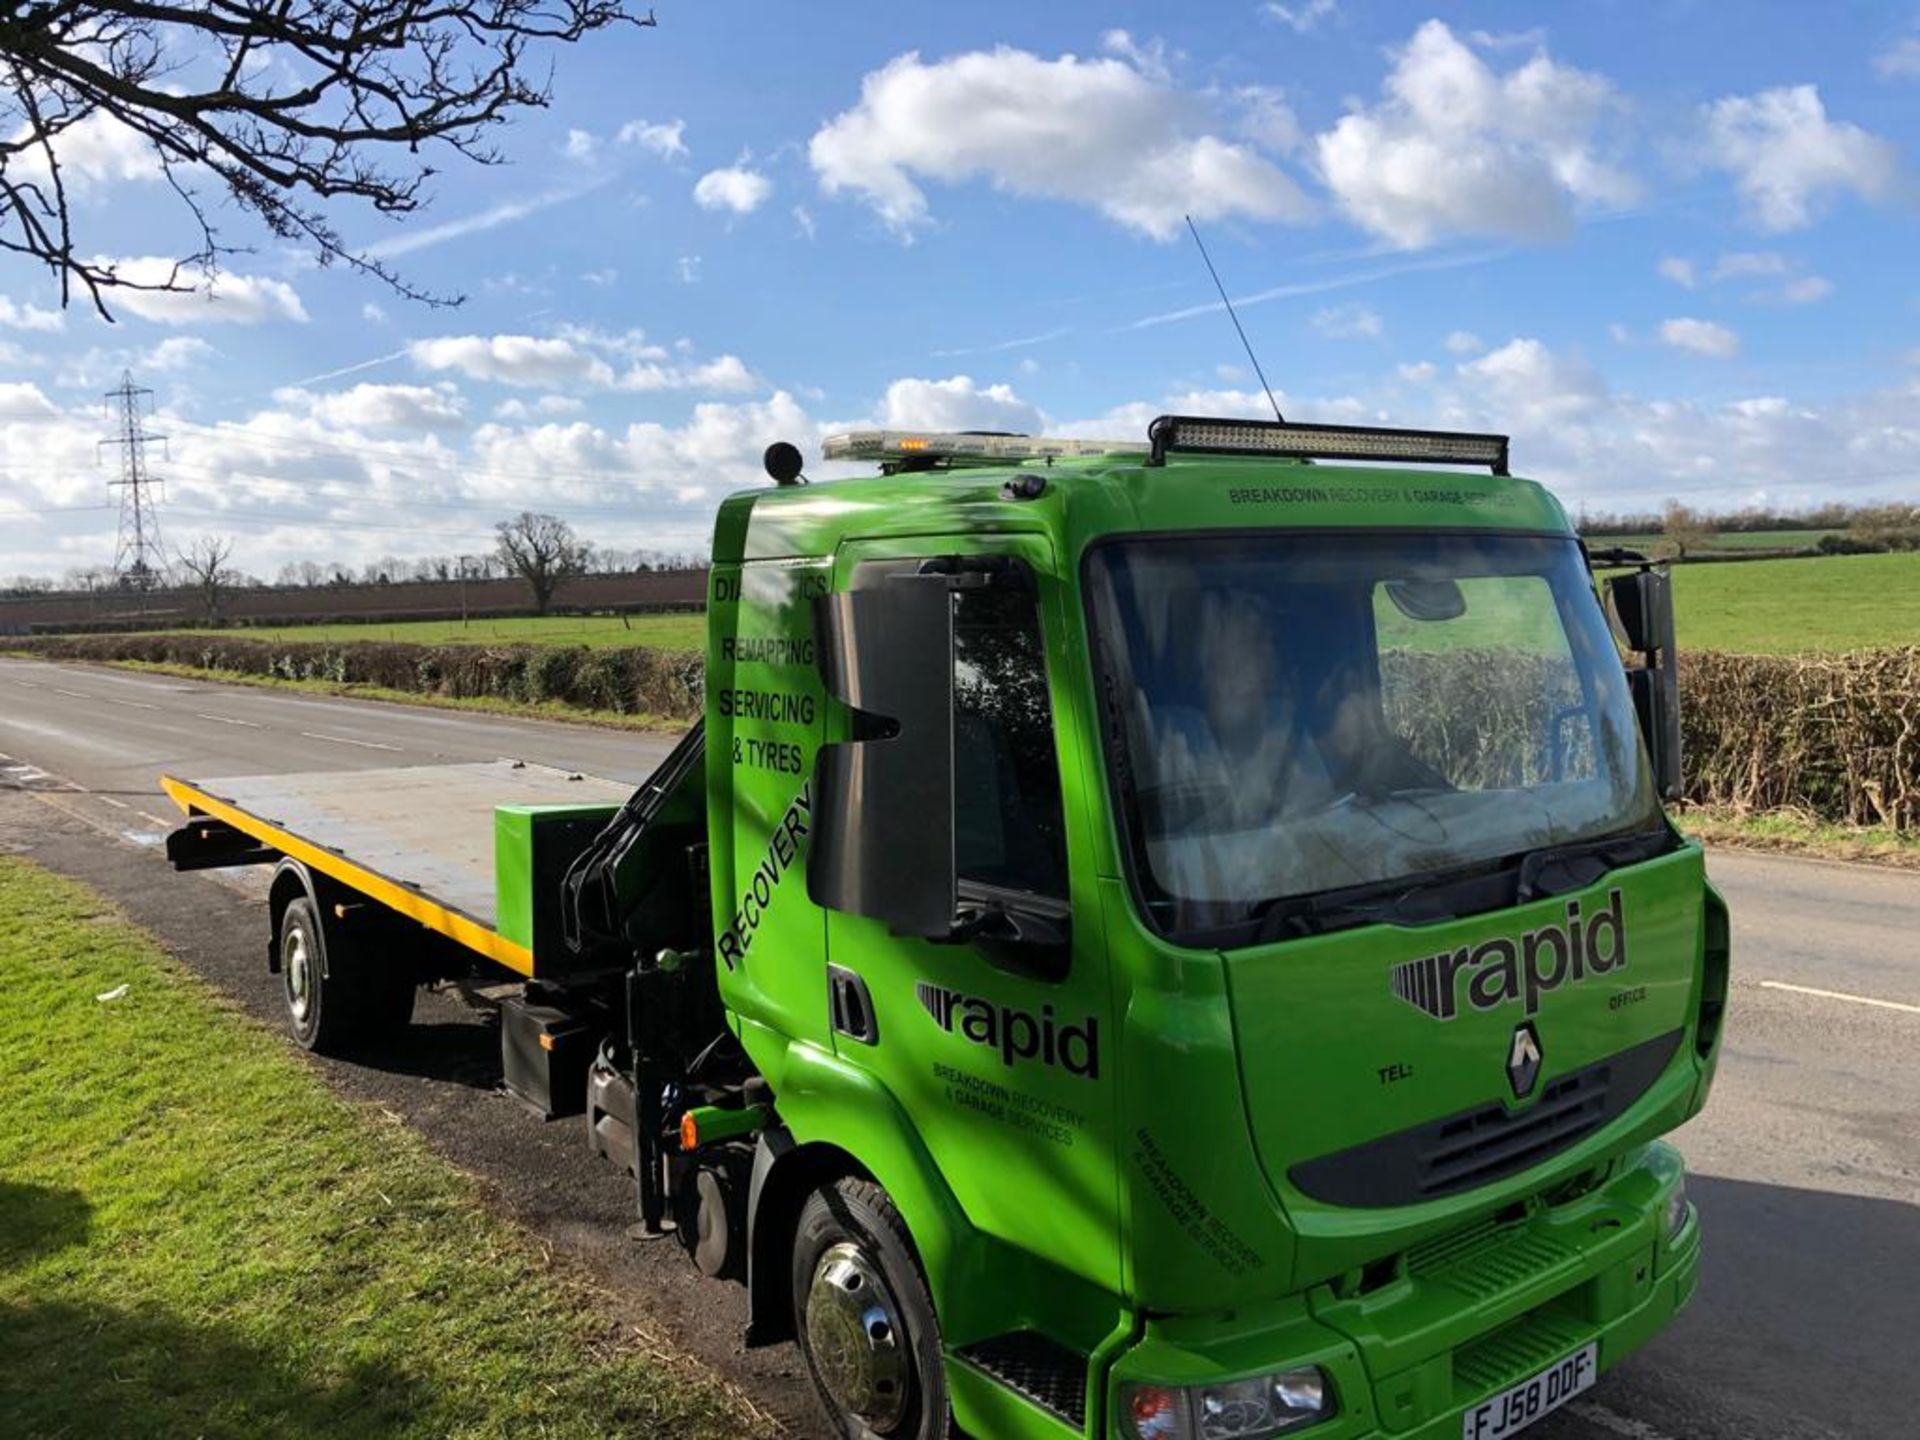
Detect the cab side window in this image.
<box><xmin>951</xmin><ymin>586</ymin><xmax>1067</xmax><ymax>898</ymax></box>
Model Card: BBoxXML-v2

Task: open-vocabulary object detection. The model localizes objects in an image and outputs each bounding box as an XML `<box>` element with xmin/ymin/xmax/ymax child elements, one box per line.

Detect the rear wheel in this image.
<box><xmin>791</xmin><ymin>1178</ymin><xmax>951</xmax><ymax>1440</ymax></box>
<box><xmin>279</xmin><ymin>896</ymin><xmax>413</xmax><ymax>1054</ymax></box>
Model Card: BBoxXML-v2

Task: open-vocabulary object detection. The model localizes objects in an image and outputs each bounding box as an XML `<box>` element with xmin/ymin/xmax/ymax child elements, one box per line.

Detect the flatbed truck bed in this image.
<box><xmin>162</xmin><ymin>759</ymin><xmax>636</xmax><ymax>976</ymax></box>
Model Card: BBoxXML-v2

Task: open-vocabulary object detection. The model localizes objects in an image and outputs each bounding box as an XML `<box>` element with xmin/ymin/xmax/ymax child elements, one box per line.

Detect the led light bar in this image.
<box><xmin>822</xmin><ymin>429</ymin><xmax>1147</xmax><ymax>466</ymax></box>
<box><xmin>1147</xmin><ymin>415</ymin><xmax>1511</xmax><ymax>474</ymax></box>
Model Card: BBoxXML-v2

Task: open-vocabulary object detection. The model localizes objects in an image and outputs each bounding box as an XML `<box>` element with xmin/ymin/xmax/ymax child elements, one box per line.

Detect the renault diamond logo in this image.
<box><xmin>1507</xmin><ymin>1022</ymin><xmax>1543</xmax><ymax>1100</ymax></box>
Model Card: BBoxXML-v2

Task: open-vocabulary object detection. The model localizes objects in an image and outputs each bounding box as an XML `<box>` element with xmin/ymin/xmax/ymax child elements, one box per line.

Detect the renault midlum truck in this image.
<box><xmin>164</xmin><ymin>414</ymin><xmax>1726</xmax><ymax>1440</ymax></box>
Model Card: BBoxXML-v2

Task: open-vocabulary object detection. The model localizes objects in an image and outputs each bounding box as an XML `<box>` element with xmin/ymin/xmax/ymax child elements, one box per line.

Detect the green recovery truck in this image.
<box><xmin>163</xmin><ymin>414</ymin><xmax>1727</xmax><ymax>1440</ymax></box>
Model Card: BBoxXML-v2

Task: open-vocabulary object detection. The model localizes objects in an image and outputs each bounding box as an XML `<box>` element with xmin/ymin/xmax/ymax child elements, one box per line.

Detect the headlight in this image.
<box><xmin>1122</xmin><ymin>1368</ymin><xmax>1333</xmax><ymax>1440</ymax></box>
<box><xmin>1665</xmin><ymin>1176</ymin><xmax>1691</xmax><ymax>1237</ymax></box>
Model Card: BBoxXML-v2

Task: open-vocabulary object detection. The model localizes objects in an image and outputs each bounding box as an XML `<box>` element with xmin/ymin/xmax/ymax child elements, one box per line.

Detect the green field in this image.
<box><xmin>1588</xmin><ymin>528</ymin><xmax>1839</xmax><ymax>553</ymax></box>
<box><xmin>173</xmin><ymin>611</ymin><xmax>706</xmax><ymax>650</ymax></box>
<box><xmin>1664</xmin><ymin>551</ymin><xmax>1920</xmax><ymax>653</ymax></box>
<box><xmin>124</xmin><ymin>550</ymin><xmax>1919</xmax><ymax>659</ymax></box>
<box><xmin>0</xmin><ymin>857</ymin><xmax>761</xmax><ymax>1440</ymax></box>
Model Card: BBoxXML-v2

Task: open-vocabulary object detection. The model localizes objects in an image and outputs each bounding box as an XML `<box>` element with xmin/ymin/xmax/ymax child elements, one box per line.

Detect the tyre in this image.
<box><xmin>278</xmin><ymin>896</ymin><xmax>413</xmax><ymax>1054</ymax></box>
<box><xmin>791</xmin><ymin>1178</ymin><xmax>952</xmax><ymax>1440</ymax></box>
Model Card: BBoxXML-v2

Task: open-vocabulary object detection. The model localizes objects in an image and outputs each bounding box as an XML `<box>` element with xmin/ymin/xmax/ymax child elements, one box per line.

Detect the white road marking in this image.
<box><xmin>1567</xmin><ymin>1401</ymin><xmax>1687</xmax><ymax>1440</ymax></box>
<box><xmin>97</xmin><ymin>796</ymin><xmax>130</xmax><ymax>811</ymax></box>
<box><xmin>138</xmin><ymin>810</ymin><xmax>176</xmax><ymax>829</ymax></box>
<box><xmin>1760</xmin><ymin>979</ymin><xmax>1920</xmax><ymax>1016</ymax></box>
<box><xmin>10</xmin><ymin>679</ymin><xmax>38</xmax><ymax>688</ymax></box>
<box><xmin>299</xmin><ymin>730</ymin><xmax>402</xmax><ymax>752</ymax></box>
<box><xmin>108</xmin><ymin>699</ymin><xmax>159</xmax><ymax>711</ymax></box>
<box><xmin>195</xmin><ymin>713</ymin><xmax>262</xmax><ymax>728</ymax></box>
<box><xmin>54</xmin><ymin>688</ymin><xmax>91</xmax><ymax>699</ymax></box>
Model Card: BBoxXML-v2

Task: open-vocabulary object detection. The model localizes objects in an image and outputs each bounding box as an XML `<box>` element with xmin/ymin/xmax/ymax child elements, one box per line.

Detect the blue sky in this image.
<box><xmin>3</xmin><ymin>1</ymin><xmax>1919</xmax><ymax>579</ymax></box>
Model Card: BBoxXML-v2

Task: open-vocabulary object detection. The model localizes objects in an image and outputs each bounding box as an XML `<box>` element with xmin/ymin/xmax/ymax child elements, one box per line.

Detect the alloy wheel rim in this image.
<box><xmin>805</xmin><ymin>1240</ymin><xmax>909</xmax><ymax>1431</ymax></box>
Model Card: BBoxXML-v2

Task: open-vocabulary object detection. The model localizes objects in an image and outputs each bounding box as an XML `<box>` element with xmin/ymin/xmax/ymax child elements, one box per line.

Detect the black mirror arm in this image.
<box><xmin>947</xmin><ymin>890</ymin><xmax>1071</xmax><ymax>949</ymax></box>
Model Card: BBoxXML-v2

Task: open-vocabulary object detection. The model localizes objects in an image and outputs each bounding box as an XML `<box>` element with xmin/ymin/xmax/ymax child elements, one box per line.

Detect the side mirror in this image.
<box><xmin>808</xmin><ymin>572</ymin><xmax>957</xmax><ymax>938</ymax></box>
<box><xmin>1607</xmin><ymin>568</ymin><xmax>1682</xmax><ymax>801</ymax></box>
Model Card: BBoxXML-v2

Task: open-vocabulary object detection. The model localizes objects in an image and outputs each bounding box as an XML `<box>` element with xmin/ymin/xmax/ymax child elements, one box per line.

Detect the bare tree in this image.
<box><xmin>495</xmin><ymin>511</ymin><xmax>588</xmax><ymax>614</ymax></box>
<box><xmin>175</xmin><ymin>535</ymin><xmax>238</xmax><ymax>623</ymax></box>
<box><xmin>0</xmin><ymin>0</ymin><xmax>652</xmax><ymax>317</ymax></box>
<box><xmin>1660</xmin><ymin>500</ymin><xmax>1715</xmax><ymax>561</ymax></box>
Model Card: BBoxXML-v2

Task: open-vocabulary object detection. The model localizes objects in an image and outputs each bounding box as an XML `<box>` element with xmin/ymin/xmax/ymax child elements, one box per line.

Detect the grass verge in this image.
<box><xmin>146</xmin><ymin>612</ymin><xmax>708</xmax><ymax>651</ymax></box>
<box><xmin>1678</xmin><ymin>804</ymin><xmax>1920</xmax><ymax>869</ymax></box>
<box><xmin>0</xmin><ymin>857</ymin><xmax>768</xmax><ymax>1440</ymax></box>
<box><xmin>15</xmin><ymin>655</ymin><xmax>680</xmax><ymax>734</ymax></box>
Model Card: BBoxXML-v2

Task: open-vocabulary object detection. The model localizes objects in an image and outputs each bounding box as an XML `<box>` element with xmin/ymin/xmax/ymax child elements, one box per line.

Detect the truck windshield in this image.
<box><xmin>1085</xmin><ymin>531</ymin><xmax>1662</xmax><ymax>944</ymax></box>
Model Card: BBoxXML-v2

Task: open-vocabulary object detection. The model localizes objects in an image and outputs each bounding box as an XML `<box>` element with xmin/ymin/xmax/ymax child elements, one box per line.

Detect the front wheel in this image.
<box><xmin>279</xmin><ymin>896</ymin><xmax>413</xmax><ymax>1054</ymax></box>
<box><xmin>791</xmin><ymin>1178</ymin><xmax>952</xmax><ymax>1440</ymax></box>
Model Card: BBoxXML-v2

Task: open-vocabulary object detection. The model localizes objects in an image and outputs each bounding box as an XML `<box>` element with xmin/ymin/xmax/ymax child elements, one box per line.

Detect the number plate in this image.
<box><xmin>1461</xmin><ymin>1342</ymin><xmax>1597</xmax><ymax>1440</ymax></box>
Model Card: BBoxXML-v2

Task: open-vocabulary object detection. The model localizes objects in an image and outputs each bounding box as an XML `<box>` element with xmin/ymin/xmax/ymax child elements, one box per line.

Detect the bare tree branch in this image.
<box><xmin>0</xmin><ymin>0</ymin><xmax>653</xmax><ymax>317</ymax></box>
<box><xmin>174</xmin><ymin>533</ymin><xmax>237</xmax><ymax>622</ymax></box>
<box><xmin>494</xmin><ymin>509</ymin><xmax>586</xmax><ymax>614</ymax></box>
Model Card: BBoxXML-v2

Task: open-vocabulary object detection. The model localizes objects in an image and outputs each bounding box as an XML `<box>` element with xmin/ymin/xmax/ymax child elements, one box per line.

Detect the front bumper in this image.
<box><xmin>1107</xmin><ymin>1143</ymin><xmax>1698</xmax><ymax>1439</ymax></box>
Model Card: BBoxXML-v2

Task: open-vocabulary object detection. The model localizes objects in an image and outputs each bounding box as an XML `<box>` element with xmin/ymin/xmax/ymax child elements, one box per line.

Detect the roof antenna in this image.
<box><xmin>1185</xmin><ymin>214</ymin><xmax>1284</xmax><ymax>424</ymax></box>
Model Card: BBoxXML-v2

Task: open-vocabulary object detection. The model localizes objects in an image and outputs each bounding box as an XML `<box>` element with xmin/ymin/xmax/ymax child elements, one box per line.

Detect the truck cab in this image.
<box><xmin>705</xmin><ymin>417</ymin><xmax>1725</xmax><ymax>1440</ymax></box>
<box><xmin>165</xmin><ymin>413</ymin><xmax>1726</xmax><ymax>1440</ymax></box>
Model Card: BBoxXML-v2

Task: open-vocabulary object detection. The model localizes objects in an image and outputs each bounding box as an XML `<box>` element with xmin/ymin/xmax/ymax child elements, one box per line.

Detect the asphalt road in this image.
<box><xmin>3</xmin><ymin>656</ymin><xmax>1916</xmax><ymax>1440</ymax></box>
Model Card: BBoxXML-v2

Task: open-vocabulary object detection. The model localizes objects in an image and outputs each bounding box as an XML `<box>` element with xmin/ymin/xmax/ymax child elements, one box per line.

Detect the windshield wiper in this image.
<box><xmin>1513</xmin><ymin>827</ymin><xmax>1672</xmax><ymax>903</ymax></box>
<box><xmin>1246</xmin><ymin>862</ymin><xmax>1511</xmax><ymax>944</ymax></box>
<box><xmin>1242</xmin><ymin>825</ymin><xmax>1675</xmax><ymax>946</ymax></box>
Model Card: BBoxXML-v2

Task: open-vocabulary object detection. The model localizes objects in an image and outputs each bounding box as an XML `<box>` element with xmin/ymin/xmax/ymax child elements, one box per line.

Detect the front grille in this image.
<box><xmin>1406</xmin><ymin>1213</ymin><xmax>1576</xmax><ymax>1304</ymax></box>
<box><xmin>1291</xmin><ymin>1030</ymin><xmax>1681</xmax><ymax>1208</ymax></box>
<box><xmin>1453</xmin><ymin>1307</ymin><xmax>1591</xmax><ymax>1396</ymax></box>
<box><xmin>957</xmin><ymin>1331</ymin><xmax>1088</xmax><ymax>1430</ymax></box>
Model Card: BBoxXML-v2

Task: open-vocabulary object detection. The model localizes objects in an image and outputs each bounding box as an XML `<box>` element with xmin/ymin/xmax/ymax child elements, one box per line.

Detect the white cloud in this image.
<box><xmin>410</xmin><ymin>330</ymin><xmax>756</xmax><ymax>395</ymax></box>
<box><xmin>1702</xmin><ymin>256</ymin><xmax>1828</xmax><ymax>305</ymax></box>
<box><xmin>1264</xmin><ymin>0</ymin><xmax>1338</xmax><ymax>34</ymax></box>
<box><xmin>676</xmin><ymin>255</ymin><xmax>702</xmax><ymax>284</ymax></box>
<box><xmin>616</xmin><ymin>353</ymin><xmax>758</xmax><ymax>394</ymax></box>
<box><xmin>1657</xmin><ymin>256</ymin><xmax>1697</xmax><ymax>288</ymax></box>
<box><xmin>617</xmin><ymin>119</ymin><xmax>688</xmax><ymax>158</ymax></box>
<box><xmin>1696</xmin><ymin>85</ymin><xmax>1901</xmax><ymax>231</ymax></box>
<box><xmin>792</xmin><ymin>205</ymin><xmax>817</xmax><ymax>239</ymax></box>
<box><xmin>1311</xmin><ymin>303</ymin><xmax>1383</xmax><ymax>338</ymax></box>
<box><xmin>1777</xmin><ymin>274</ymin><xmax>1834</xmax><ymax>304</ymax></box>
<box><xmin>1424</xmin><ymin>339</ymin><xmax>1920</xmax><ymax>511</ymax></box>
<box><xmin>693</xmin><ymin>166</ymin><xmax>772</xmax><ymax>215</ymax></box>
<box><xmin>878</xmin><ymin>375</ymin><xmax>1045</xmax><ymax>433</ymax></box>
<box><xmin>275</xmin><ymin>382</ymin><xmax>468</xmax><ymax>431</ymax></box>
<box><xmin>495</xmin><ymin>395</ymin><xmax>587</xmax><ymax>421</ymax></box>
<box><xmin>97</xmin><ymin>259</ymin><xmax>308</xmax><ymax>325</ymax></box>
<box><xmin>1234</xmin><ymin>86</ymin><xmax>1304</xmax><ymax>155</ymax></box>
<box><xmin>1443</xmin><ymin>330</ymin><xmax>1485</xmax><ymax>356</ymax></box>
<box><xmin>362</xmin><ymin>302</ymin><xmax>388</xmax><ymax>325</ymax></box>
<box><xmin>564</xmin><ymin>129</ymin><xmax>598</xmax><ymax>161</ymax></box>
<box><xmin>1711</xmin><ymin>250</ymin><xmax>1788</xmax><ymax>280</ymax></box>
<box><xmin>142</xmin><ymin>336</ymin><xmax>213</xmax><ymax>371</ymax></box>
<box><xmin>1658</xmin><ymin>317</ymin><xmax>1741</xmax><ymax>358</ymax></box>
<box><xmin>581</xmin><ymin>267</ymin><xmax>618</xmax><ymax>287</ymax></box>
<box><xmin>808</xmin><ymin>45</ymin><xmax>1313</xmax><ymax>239</ymax></box>
<box><xmin>1315</xmin><ymin>20</ymin><xmax>1635</xmax><ymax>247</ymax></box>
<box><xmin>0</xmin><ymin>296</ymin><xmax>64</xmax><ymax>332</ymax></box>
<box><xmin>0</xmin><ymin>381</ymin><xmax>61</xmax><ymax>420</ymax></box>
<box><xmin>1398</xmin><ymin>360</ymin><xmax>1437</xmax><ymax>382</ymax></box>
<box><xmin>1874</xmin><ymin>34</ymin><xmax>1920</xmax><ymax>79</ymax></box>
<box><xmin>9</xmin><ymin>111</ymin><xmax>159</xmax><ymax>189</ymax></box>
<box><xmin>410</xmin><ymin>334</ymin><xmax>615</xmax><ymax>389</ymax></box>
<box><xmin>1459</xmin><ymin>338</ymin><xmax>1608</xmax><ymax>422</ymax></box>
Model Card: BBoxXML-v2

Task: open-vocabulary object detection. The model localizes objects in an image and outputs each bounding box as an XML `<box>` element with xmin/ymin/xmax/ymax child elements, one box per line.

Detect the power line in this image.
<box><xmin>102</xmin><ymin>371</ymin><xmax>167</xmax><ymax>589</ymax></box>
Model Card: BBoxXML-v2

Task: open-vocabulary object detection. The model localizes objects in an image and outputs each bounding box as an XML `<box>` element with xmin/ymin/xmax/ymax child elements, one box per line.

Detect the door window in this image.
<box><xmin>951</xmin><ymin>586</ymin><xmax>1067</xmax><ymax>898</ymax></box>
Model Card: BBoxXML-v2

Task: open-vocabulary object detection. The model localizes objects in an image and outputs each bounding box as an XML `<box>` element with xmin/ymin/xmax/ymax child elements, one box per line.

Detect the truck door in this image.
<box><xmin>819</xmin><ymin>535</ymin><xmax>1122</xmax><ymax>1307</ymax></box>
